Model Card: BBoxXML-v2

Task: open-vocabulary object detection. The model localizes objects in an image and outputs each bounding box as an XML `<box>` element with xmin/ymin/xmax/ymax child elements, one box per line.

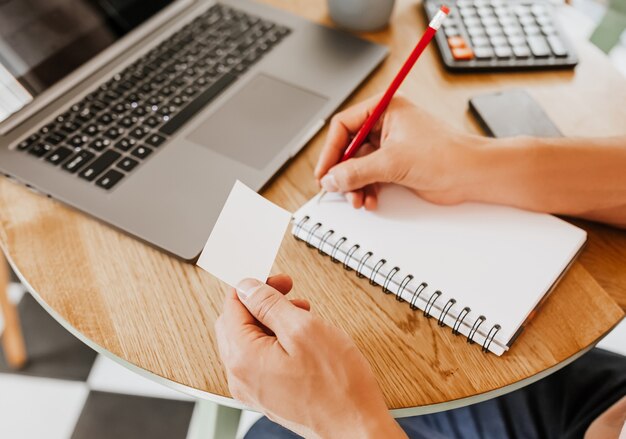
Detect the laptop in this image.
<box><xmin>0</xmin><ymin>0</ymin><xmax>387</xmax><ymax>260</ymax></box>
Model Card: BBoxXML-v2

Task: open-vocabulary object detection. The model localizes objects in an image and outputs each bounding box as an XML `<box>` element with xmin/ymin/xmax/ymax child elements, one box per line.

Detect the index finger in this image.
<box><xmin>314</xmin><ymin>94</ymin><xmax>384</xmax><ymax>181</ymax></box>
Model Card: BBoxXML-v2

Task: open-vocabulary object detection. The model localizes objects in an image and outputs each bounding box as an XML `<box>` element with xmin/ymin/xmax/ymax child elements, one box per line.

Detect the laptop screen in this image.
<box><xmin>0</xmin><ymin>0</ymin><xmax>175</xmax><ymax>123</ymax></box>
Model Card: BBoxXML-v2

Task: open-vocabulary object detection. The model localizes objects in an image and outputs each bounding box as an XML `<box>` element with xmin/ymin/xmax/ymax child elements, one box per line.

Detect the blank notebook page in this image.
<box><xmin>293</xmin><ymin>184</ymin><xmax>587</xmax><ymax>355</ymax></box>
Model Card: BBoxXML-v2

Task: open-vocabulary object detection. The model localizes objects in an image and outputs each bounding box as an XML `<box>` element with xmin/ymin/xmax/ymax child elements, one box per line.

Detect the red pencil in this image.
<box><xmin>319</xmin><ymin>5</ymin><xmax>449</xmax><ymax>201</ymax></box>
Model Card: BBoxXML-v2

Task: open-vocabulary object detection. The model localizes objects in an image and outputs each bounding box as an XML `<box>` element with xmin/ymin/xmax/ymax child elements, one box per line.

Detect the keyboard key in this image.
<box><xmin>89</xmin><ymin>138</ymin><xmax>112</xmax><ymax>152</ymax></box>
<box><xmin>451</xmin><ymin>46</ymin><xmax>474</xmax><ymax>60</ymax></box>
<box><xmin>527</xmin><ymin>36</ymin><xmax>551</xmax><ymax>57</ymax></box>
<box><xmin>131</xmin><ymin>145</ymin><xmax>153</xmax><ymax>159</ymax></box>
<box><xmin>130</xmin><ymin>126</ymin><xmax>150</xmax><ymax>139</ymax></box>
<box><xmin>104</xmin><ymin>127</ymin><xmax>125</xmax><ymax>140</ymax></box>
<box><xmin>474</xmin><ymin>46</ymin><xmax>494</xmax><ymax>59</ymax></box>
<box><xmin>145</xmin><ymin>133</ymin><xmax>166</xmax><ymax>148</ymax></box>
<box><xmin>79</xmin><ymin>150</ymin><xmax>121</xmax><ymax>181</ymax></box>
<box><xmin>494</xmin><ymin>45</ymin><xmax>512</xmax><ymax>58</ymax></box>
<box><xmin>114</xmin><ymin>138</ymin><xmax>137</xmax><ymax>152</ymax></box>
<box><xmin>117</xmin><ymin>157</ymin><xmax>139</xmax><ymax>172</ymax></box>
<box><xmin>63</xmin><ymin>150</ymin><xmax>96</xmax><ymax>173</ymax></box>
<box><xmin>45</xmin><ymin>147</ymin><xmax>73</xmax><ymax>165</ymax></box>
<box><xmin>519</xmin><ymin>15</ymin><xmax>535</xmax><ymax>26</ymax></box>
<box><xmin>512</xmin><ymin>45</ymin><xmax>530</xmax><ymax>58</ymax></box>
<box><xmin>161</xmin><ymin>73</ymin><xmax>236</xmax><ymax>136</ymax></box>
<box><xmin>17</xmin><ymin>134</ymin><xmax>39</xmax><ymax>150</ymax></box>
<box><xmin>45</xmin><ymin>133</ymin><xmax>66</xmax><ymax>145</ymax></box>
<box><xmin>69</xmin><ymin>135</ymin><xmax>90</xmax><ymax>148</ymax></box>
<box><xmin>29</xmin><ymin>143</ymin><xmax>54</xmax><ymax>157</ymax></box>
<box><xmin>547</xmin><ymin>35</ymin><xmax>567</xmax><ymax>57</ymax></box>
<box><xmin>96</xmin><ymin>169</ymin><xmax>125</xmax><ymax>190</ymax></box>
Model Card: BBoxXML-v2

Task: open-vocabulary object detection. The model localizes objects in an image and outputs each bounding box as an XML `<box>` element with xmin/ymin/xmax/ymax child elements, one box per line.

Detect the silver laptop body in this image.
<box><xmin>0</xmin><ymin>0</ymin><xmax>387</xmax><ymax>260</ymax></box>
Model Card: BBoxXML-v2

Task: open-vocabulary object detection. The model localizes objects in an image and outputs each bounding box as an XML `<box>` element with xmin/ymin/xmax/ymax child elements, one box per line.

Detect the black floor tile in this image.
<box><xmin>71</xmin><ymin>391</ymin><xmax>195</xmax><ymax>439</ymax></box>
<box><xmin>0</xmin><ymin>293</ymin><xmax>97</xmax><ymax>381</ymax></box>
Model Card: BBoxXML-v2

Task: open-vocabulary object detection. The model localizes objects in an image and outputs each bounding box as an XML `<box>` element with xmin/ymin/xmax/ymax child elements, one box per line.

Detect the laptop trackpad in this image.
<box><xmin>186</xmin><ymin>74</ymin><xmax>328</xmax><ymax>169</ymax></box>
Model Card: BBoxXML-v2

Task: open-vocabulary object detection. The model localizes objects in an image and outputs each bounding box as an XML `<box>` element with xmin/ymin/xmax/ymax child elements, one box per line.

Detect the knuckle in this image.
<box><xmin>254</xmin><ymin>291</ymin><xmax>281</xmax><ymax>323</ymax></box>
<box><xmin>290</xmin><ymin>317</ymin><xmax>314</xmax><ymax>342</ymax></box>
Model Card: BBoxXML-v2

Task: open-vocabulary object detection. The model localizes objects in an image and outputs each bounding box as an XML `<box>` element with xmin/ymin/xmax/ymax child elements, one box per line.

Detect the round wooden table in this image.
<box><xmin>1</xmin><ymin>0</ymin><xmax>625</xmax><ymax>436</ymax></box>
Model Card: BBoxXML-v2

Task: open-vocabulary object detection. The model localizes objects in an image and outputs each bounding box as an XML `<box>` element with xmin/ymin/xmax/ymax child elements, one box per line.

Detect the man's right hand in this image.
<box><xmin>314</xmin><ymin>95</ymin><xmax>491</xmax><ymax>210</ymax></box>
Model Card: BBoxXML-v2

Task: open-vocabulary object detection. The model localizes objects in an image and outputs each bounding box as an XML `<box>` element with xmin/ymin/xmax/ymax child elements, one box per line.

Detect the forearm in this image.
<box><xmin>463</xmin><ymin>136</ymin><xmax>626</xmax><ymax>228</ymax></box>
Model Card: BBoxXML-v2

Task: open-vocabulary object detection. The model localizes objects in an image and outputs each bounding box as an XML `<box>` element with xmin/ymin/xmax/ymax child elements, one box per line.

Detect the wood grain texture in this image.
<box><xmin>0</xmin><ymin>251</ymin><xmax>27</xmax><ymax>369</ymax></box>
<box><xmin>0</xmin><ymin>0</ymin><xmax>624</xmax><ymax>409</ymax></box>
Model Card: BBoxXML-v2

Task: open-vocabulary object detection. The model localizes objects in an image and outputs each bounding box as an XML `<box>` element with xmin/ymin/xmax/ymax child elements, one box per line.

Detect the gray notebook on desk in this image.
<box><xmin>292</xmin><ymin>184</ymin><xmax>587</xmax><ymax>355</ymax></box>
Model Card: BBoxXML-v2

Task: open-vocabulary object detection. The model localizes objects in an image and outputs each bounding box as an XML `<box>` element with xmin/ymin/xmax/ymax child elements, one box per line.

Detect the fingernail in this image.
<box><xmin>236</xmin><ymin>278</ymin><xmax>262</xmax><ymax>301</ymax></box>
<box><xmin>320</xmin><ymin>174</ymin><xmax>339</xmax><ymax>192</ymax></box>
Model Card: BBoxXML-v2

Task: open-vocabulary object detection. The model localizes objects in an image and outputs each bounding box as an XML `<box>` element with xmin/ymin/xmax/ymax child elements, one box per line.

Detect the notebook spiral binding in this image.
<box><xmin>295</xmin><ymin>215</ymin><xmax>503</xmax><ymax>353</ymax></box>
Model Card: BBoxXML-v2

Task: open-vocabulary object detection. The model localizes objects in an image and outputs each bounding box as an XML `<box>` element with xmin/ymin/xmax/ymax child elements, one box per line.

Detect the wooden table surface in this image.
<box><xmin>1</xmin><ymin>0</ymin><xmax>625</xmax><ymax>412</ymax></box>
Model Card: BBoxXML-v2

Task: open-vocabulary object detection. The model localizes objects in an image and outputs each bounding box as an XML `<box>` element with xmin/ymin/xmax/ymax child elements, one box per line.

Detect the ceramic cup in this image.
<box><xmin>327</xmin><ymin>0</ymin><xmax>396</xmax><ymax>32</ymax></box>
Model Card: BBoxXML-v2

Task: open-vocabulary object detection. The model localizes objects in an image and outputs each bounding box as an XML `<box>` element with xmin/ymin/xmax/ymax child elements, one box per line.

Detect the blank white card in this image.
<box><xmin>197</xmin><ymin>180</ymin><xmax>291</xmax><ymax>287</ymax></box>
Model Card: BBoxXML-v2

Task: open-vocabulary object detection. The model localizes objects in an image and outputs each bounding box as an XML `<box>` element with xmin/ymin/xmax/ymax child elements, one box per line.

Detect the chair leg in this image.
<box><xmin>0</xmin><ymin>252</ymin><xmax>27</xmax><ymax>369</ymax></box>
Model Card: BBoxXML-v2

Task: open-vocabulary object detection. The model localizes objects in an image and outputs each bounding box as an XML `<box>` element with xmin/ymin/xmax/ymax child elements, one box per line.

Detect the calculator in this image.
<box><xmin>423</xmin><ymin>0</ymin><xmax>578</xmax><ymax>72</ymax></box>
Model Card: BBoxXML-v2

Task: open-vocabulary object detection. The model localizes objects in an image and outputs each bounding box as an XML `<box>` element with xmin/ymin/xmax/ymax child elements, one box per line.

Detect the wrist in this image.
<box><xmin>323</xmin><ymin>407</ymin><xmax>406</xmax><ymax>439</ymax></box>
<box><xmin>455</xmin><ymin>135</ymin><xmax>542</xmax><ymax>208</ymax></box>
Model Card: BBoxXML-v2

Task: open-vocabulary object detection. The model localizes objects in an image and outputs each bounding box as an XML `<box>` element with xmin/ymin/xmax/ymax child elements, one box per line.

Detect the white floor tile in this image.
<box><xmin>597</xmin><ymin>319</ymin><xmax>626</xmax><ymax>356</ymax></box>
<box><xmin>236</xmin><ymin>410</ymin><xmax>264</xmax><ymax>439</ymax></box>
<box><xmin>0</xmin><ymin>373</ymin><xmax>88</xmax><ymax>439</ymax></box>
<box><xmin>87</xmin><ymin>354</ymin><xmax>194</xmax><ymax>401</ymax></box>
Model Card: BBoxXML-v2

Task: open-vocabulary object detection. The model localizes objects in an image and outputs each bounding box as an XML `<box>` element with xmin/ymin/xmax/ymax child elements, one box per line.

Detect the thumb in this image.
<box><xmin>236</xmin><ymin>278</ymin><xmax>300</xmax><ymax>338</ymax></box>
<box><xmin>320</xmin><ymin>151</ymin><xmax>392</xmax><ymax>193</ymax></box>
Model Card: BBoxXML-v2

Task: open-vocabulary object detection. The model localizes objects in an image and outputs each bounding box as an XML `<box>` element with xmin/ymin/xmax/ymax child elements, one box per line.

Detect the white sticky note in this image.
<box><xmin>197</xmin><ymin>180</ymin><xmax>291</xmax><ymax>287</ymax></box>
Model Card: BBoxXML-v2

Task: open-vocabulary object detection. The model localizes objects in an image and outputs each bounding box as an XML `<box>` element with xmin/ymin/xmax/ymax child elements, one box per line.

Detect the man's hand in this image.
<box><xmin>215</xmin><ymin>274</ymin><xmax>407</xmax><ymax>439</ymax></box>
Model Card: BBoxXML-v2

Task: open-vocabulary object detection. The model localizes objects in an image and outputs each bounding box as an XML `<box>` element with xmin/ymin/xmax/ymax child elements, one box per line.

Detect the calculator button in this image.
<box><xmin>508</xmin><ymin>35</ymin><xmax>526</xmax><ymax>46</ymax></box>
<box><xmin>547</xmin><ymin>35</ymin><xmax>568</xmax><ymax>57</ymax></box>
<box><xmin>481</xmin><ymin>16</ymin><xmax>498</xmax><ymax>26</ymax></box>
<box><xmin>485</xmin><ymin>26</ymin><xmax>504</xmax><ymax>36</ymax></box>
<box><xmin>445</xmin><ymin>26</ymin><xmax>460</xmax><ymax>37</ymax></box>
<box><xmin>459</xmin><ymin>7</ymin><xmax>477</xmax><ymax>18</ymax></box>
<box><xmin>541</xmin><ymin>25</ymin><xmax>557</xmax><ymax>35</ymax></box>
<box><xmin>527</xmin><ymin>36</ymin><xmax>551</xmax><ymax>57</ymax></box>
<box><xmin>464</xmin><ymin>16</ymin><xmax>481</xmax><ymax>27</ymax></box>
<box><xmin>536</xmin><ymin>15</ymin><xmax>552</xmax><ymax>26</ymax></box>
<box><xmin>474</xmin><ymin>46</ymin><xmax>494</xmax><ymax>59</ymax></box>
<box><xmin>494</xmin><ymin>46</ymin><xmax>512</xmax><ymax>58</ymax></box>
<box><xmin>490</xmin><ymin>35</ymin><xmax>508</xmax><ymax>46</ymax></box>
<box><xmin>467</xmin><ymin>26</ymin><xmax>486</xmax><ymax>37</ymax></box>
<box><xmin>472</xmin><ymin>36</ymin><xmax>490</xmax><ymax>47</ymax></box>
<box><xmin>512</xmin><ymin>45</ymin><xmax>531</xmax><ymax>58</ymax></box>
<box><xmin>524</xmin><ymin>25</ymin><xmax>541</xmax><ymax>35</ymax></box>
<box><xmin>96</xmin><ymin>169</ymin><xmax>125</xmax><ymax>190</ymax></box>
<box><xmin>451</xmin><ymin>46</ymin><xmax>474</xmax><ymax>60</ymax></box>
<box><xmin>503</xmin><ymin>25</ymin><xmax>523</xmax><ymax>36</ymax></box>
<box><xmin>447</xmin><ymin>36</ymin><xmax>468</xmax><ymax>48</ymax></box>
<box><xmin>519</xmin><ymin>15</ymin><xmax>535</xmax><ymax>26</ymax></box>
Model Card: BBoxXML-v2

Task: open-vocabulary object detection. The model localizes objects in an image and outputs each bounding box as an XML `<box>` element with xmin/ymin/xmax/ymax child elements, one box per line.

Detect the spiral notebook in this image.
<box><xmin>292</xmin><ymin>185</ymin><xmax>587</xmax><ymax>355</ymax></box>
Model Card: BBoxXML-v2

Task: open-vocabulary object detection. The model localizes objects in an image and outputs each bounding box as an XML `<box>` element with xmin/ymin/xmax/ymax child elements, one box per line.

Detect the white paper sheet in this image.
<box><xmin>197</xmin><ymin>180</ymin><xmax>291</xmax><ymax>287</ymax></box>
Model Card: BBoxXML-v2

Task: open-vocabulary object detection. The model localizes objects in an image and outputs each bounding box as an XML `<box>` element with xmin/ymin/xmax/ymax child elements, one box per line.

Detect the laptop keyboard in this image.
<box><xmin>14</xmin><ymin>3</ymin><xmax>291</xmax><ymax>191</ymax></box>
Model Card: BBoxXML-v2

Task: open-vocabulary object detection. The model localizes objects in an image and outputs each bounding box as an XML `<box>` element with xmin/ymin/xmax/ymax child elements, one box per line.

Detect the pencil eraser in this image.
<box><xmin>441</xmin><ymin>5</ymin><xmax>450</xmax><ymax>14</ymax></box>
